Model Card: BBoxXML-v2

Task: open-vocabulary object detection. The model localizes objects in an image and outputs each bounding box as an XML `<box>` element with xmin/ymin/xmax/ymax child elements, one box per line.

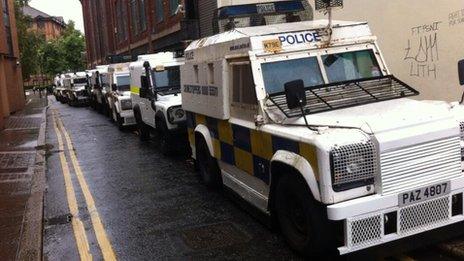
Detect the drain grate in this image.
<box><xmin>182</xmin><ymin>222</ymin><xmax>251</xmax><ymax>251</ymax></box>
<box><xmin>0</xmin><ymin>152</ymin><xmax>35</xmax><ymax>170</ymax></box>
<box><xmin>0</xmin><ymin>173</ymin><xmax>32</xmax><ymax>182</ymax></box>
<box><xmin>6</xmin><ymin>117</ymin><xmax>42</xmax><ymax>130</ymax></box>
<box><xmin>45</xmin><ymin>214</ymin><xmax>72</xmax><ymax>226</ymax></box>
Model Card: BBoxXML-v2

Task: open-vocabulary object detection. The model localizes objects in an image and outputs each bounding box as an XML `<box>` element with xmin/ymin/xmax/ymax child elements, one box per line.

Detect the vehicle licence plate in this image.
<box><xmin>398</xmin><ymin>182</ymin><xmax>450</xmax><ymax>207</ymax></box>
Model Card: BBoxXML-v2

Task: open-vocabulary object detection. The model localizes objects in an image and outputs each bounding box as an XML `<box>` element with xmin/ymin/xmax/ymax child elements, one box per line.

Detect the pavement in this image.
<box><xmin>0</xmin><ymin>93</ymin><xmax>47</xmax><ymax>261</ymax></box>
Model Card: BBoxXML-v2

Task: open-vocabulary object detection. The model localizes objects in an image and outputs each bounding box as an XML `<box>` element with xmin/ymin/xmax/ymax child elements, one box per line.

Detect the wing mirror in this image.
<box><xmin>140</xmin><ymin>75</ymin><xmax>149</xmax><ymax>99</ymax></box>
<box><xmin>111</xmin><ymin>83</ymin><xmax>117</xmax><ymax>92</ymax></box>
<box><xmin>285</xmin><ymin>80</ymin><xmax>315</xmax><ymax>129</ymax></box>
<box><xmin>284</xmin><ymin>80</ymin><xmax>307</xmax><ymax>109</ymax></box>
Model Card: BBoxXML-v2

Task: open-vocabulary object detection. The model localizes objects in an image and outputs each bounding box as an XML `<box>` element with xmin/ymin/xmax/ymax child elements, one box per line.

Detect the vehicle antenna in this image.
<box><xmin>315</xmin><ymin>0</ymin><xmax>343</xmax><ymax>46</ymax></box>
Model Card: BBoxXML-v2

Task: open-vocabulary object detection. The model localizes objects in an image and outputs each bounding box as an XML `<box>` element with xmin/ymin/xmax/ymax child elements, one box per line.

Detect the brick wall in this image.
<box><xmin>0</xmin><ymin>0</ymin><xmax>25</xmax><ymax>129</ymax></box>
<box><xmin>82</xmin><ymin>0</ymin><xmax>199</xmax><ymax>67</ymax></box>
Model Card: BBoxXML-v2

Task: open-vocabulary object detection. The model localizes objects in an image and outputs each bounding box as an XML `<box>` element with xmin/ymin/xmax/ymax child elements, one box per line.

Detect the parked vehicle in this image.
<box><xmin>54</xmin><ymin>74</ymin><xmax>69</xmax><ymax>103</ymax></box>
<box><xmin>66</xmin><ymin>72</ymin><xmax>90</xmax><ymax>106</ymax></box>
<box><xmin>89</xmin><ymin>65</ymin><xmax>110</xmax><ymax>114</ymax></box>
<box><xmin>130</xmin><ymin>52</ymin><xmax>187</xmax><ymax>155</ymax></box>
<box><xmin>181</xmin><ymin>19</ymin><xmax>464</xmax><ymax>257</ymax></box>
<box><xmin>106</xmin><ymin>62</ymin><xmax>136</xmax><ymax>129</ymax></box>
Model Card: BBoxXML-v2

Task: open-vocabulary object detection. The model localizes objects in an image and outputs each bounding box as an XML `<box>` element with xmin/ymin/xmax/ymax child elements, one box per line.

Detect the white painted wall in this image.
<box><xmin>313</xmin><ymin>0</ymin><xmax>464</xmax><ymax>102</ymax></box>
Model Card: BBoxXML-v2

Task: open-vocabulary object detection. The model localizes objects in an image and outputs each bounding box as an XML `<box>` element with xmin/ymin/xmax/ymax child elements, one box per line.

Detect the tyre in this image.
<box><xmin>156</xmin><ymin>119</ymin><xmax>174</xmax><ymax>155</ymax></box>
<box><xmin>111</xmin><ymin>106</ymin><xmax>117</xmax><ymax>123</ymax></box>
<box><xmin>135</xmin><ymin>111</ymin><xmax>150</xmax><ymax>141</ymax></box>
<box><xmin>116</xmin><ymin>113</ymin><xmax>124</xmax><ymax>130</ymax></box>
<box><xmin>275</xmin><ymin>174</ymin><xmax>334</xmax><ymax>258</ymax></box>
<box><xmin>196</xmin><ymin>137</ymin><xmax>222</xmax><ymax>189</ymax></box>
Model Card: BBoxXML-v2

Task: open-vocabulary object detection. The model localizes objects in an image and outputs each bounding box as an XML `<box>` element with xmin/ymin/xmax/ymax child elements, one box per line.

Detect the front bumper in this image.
<box><xmin>328</xmin><ymin>176</ymin><xmax>464</xmax><ymax>255</ymax></box>
<box><xmin>120</xmin><ymin>110</ymin><xmax>136</xmax><ymax>126</ymax></box>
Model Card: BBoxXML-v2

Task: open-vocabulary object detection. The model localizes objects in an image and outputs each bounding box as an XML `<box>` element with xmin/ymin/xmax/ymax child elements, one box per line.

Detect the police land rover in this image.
<box><xmin>67</xmin><ymin>71</ymin><xmax>90</xmax><ymax>106</ymax></box>
<box><xmin>181</xmin><ymin>19</ymin><xmax>464</xmax><ymax>256</ymax></box>
<box><xmin>89</xmin><ymin>65</ymin><xmax>110</xmax><ymax>114</ymax></box>
<box><xmin>53</xmin><ymin>74</ymin><xmax>67</xmax><ymax>103</ymax></box>
<box><xmin>106</xmin><ymin>62</ymin><xmax>135</xmax><ymax>129</ymax></box>
<box><xmin>130</xmin><ymin>52</ymin><xmax>187</xmax><ymax>155</ymax></box>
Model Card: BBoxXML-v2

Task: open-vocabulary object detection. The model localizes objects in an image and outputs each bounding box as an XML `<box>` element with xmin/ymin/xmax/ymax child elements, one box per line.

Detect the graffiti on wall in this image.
<box><xmin>449</xmin><ymin>9</ymin><xmax>464</xmax><ymax>26</ymax></box>
<box><xmin>404</xmin><ymin>21</ymin><xmax>441</xmax><ymax>79</ymax></box>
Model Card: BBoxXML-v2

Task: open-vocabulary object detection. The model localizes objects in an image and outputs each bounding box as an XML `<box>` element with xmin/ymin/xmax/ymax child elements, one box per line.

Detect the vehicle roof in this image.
<box><xmin>130</xmin><ymin>52</ymin><xmax>185</xmax><ymax>70</ymax></box>
<box><xmin>186</xmin><ymin>20</ymin><xmax>368</xmax><ymax>51</ymax></box>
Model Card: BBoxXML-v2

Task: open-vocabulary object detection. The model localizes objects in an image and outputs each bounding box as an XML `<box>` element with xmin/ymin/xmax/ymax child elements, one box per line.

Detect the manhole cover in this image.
<box><xmin>0</xmin><ymin>152</ymin><xmax>35</xmax><ymax>170</ymax></box>
<box><xmin>182</xmin><ymin>222</ymin><xmax>251</xmax><ymax>251</ymax></box>
<box><xmin>5</xmin><ymin>117</ymin><xmax>42</xmax><ymax>130</ymax></box>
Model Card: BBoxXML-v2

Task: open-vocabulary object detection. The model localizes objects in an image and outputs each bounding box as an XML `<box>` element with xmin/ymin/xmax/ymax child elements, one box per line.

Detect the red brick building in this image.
<box><xmin>80</xmin><ymin>0</ymin><xmax>313</xmax><ymax>68</ymax></box>
<box><xmin>80</xmin><ymin>0</ymin><xmax>199</xmax><ymax>67</ymax></box>
<box><xmin>0</xmin><ymin>0</ymin><xmax>25</xmax><ymax>129</ymax></box>
<box><xmin>22</xmin><ymin>6</ymin><xmax>66</xmax><ymax>41</ymax></box>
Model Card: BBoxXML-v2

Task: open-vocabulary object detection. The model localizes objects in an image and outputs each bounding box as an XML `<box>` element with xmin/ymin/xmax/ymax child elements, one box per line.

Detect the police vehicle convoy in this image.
<box><xmin>181</xmin><ymin>19</ymin><xmax>464</xmax><ymax>257</ymax></box>
<box><xmin>130</xmin><ymin>52</ymin><xmax>187</xmax><ymax>155</ymax></box>
<box><xmin>106</xmin><ymin>62</ymin><xmax>136</xmax><ymax>129</ymax></box>
<box><xmin>66</xmin><ymin>71</ymin><xmax>90</xmax><ymax>107</ymax></box>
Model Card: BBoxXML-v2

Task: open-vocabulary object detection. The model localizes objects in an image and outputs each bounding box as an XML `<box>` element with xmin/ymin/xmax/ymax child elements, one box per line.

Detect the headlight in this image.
<box><xmin>167</xmin><ymin>106</ymin><xmax>186</xmax><ymax>124</ymax></box>
<box><xmin>120</xmin><ymin>99</ymin><xmax>132</xmax><ymax>110</ymax></box>
<box><xmin>330</xmin><ymin>141</ymin><xmax>377</xmax><ymax>192</ymax></box>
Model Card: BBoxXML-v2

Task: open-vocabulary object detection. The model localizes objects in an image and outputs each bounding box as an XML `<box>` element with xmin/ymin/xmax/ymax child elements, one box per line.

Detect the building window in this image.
<box><xmin>138</xmin><ymin>0</ymin><xmax>147</xmax><ymax>32</ymax></box>
<box><xmin>155</xmin><ymin>0</ymin><xmax>164</xmax><ymax>23</ymax></box>
<box><xmin>116</xmin><ymin>0</ymin><xmax>128</xmax><ymax>42</ymax></box>
<box><xmin>130</xmin><ymin>0</ymin><xmax>139</xmax><ymax>35</ymax></box>
<box><xmin>2</xmin><ymin>0</ymin><xmax>13</xmax><ymax>56</ymax></box>
<box><xmin>169</xmin><ymin>0</ymin><xmax>179</xmax><ymax>16</ymax></box>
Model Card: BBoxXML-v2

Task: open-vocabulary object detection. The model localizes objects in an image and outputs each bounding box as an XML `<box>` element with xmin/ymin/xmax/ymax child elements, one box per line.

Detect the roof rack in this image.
<box><xmin>268</xmin><ymin>75</ymin><xmax>419</xmax><ymax>118</ymax></box>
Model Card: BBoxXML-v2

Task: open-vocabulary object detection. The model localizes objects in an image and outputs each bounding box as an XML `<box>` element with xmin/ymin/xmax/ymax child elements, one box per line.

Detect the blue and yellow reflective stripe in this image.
<box><xmin>186</xmin><ymin>112</ymin><xmax>320</xmax><ymax>183</ymax></box>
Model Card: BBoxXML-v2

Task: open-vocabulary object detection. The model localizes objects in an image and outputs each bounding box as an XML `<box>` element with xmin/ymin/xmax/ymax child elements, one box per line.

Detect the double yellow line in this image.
<box><xmin>52</xmin><ymin>109</ymin><xmax>117</xmax><ymax>261</ymax></box>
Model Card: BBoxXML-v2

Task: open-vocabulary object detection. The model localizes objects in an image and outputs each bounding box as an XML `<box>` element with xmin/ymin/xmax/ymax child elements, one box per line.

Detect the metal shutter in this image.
<box><xmin>198</xmin><ymin>0</ymin><xmax>217</xmax><ymax>37</ymax></box>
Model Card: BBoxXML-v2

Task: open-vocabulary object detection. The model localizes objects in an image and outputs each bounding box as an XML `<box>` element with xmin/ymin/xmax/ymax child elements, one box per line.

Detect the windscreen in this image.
<box><xmin>116</xmin><ymin>75</ymin><xmax>130</xmax><ymax>91</ymax></box>
<box><xmin>152</xmin><ymin>66</ymin><xmax>180</xmax><ymax>89</ymax></box>
<box><xmin>100</xmin><ymin>74</ymin><xmax>109</xmax><ymax>87</ymax></box>
<box><xmin>261</xmin><ymin>57</ymin><xmax>324</xmax><ymax>94</ymax></box>
<box><xmin>322</xmin><ymin>50</ymin><xmax>381</xmax><ymax>83</ymax></box>
<box><xmin>73</xmin><ymin>78</ymin><xmax>87</xmax><ymax>84</ymax></box>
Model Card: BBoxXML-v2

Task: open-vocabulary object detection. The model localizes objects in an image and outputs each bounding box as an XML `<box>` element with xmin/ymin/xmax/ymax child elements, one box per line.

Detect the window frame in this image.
<box><xmin>155</xmin><ymin>0</ymin><xmax>164</xmax><ymax>24</ymax></box>
<box><xmin>230</xmin><ymin>61</ymin><xmax>258</xmax><ymax>111</ymax></box>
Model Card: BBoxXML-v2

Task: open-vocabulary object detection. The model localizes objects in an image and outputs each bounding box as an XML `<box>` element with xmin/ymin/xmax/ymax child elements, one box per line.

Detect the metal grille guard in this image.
<box><xmin>267</xmin><ymin>75</ymin><xmax>419</xmax><ymax>118</ymax></box>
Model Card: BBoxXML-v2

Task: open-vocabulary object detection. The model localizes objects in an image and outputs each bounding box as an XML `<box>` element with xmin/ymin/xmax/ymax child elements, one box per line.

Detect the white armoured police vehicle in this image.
<box><xmin>106</xmin><ymin>63</ymin><xmax>135</xmax><ymax>129</ymax></box>
<box><xmin>67</xmin><ymin>71</ymin><xmax>90</xmax><ymax>106</ymax></box>
<box><xmin>181</xmin><ymin>20</ymin><xmax>464</xmax><ymax>256</ymax></box>
<box><xmin>53</xmin><ymin>74</ymin><xmax>66</xmax><ymax>103</ymax></box>
<box><xmin>130</xmin><ymin>52</ymin><xmax>187</xmax><ymax>155</ymax></box>
<box><xmin>89</xmin><ymin>65</ymin><xmax>110</xmax><ymax>113</ymax></box>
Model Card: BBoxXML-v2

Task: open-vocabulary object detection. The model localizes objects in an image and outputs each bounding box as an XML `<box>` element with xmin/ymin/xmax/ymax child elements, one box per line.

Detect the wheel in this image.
<box><xmin>156</xmin><ymin>119</ymin><xmax>173</xmax><ymax>155</ymax></box>
<box><xmin>111</xmin><ymin>106</ymin><xmax>117</xmax><ymax>123</ymax></box>
<box><xmin>135</xmin><ymin>111</ymin><xmax>150</xmax><ymax>141</ymax></box>
<box><xmin>275</xmin><ymin>174</ymin><xmax>334</xmax><ymax>258</ymax></box>
<box><xmin>116</xmin><ymin>113</ymin><xmax>124</xmax><ymax>130</ymax></box>
<box><xmin>196</xmin><ymin>137</ymin><xmax>222</xmax><ymax>189</ymax></box>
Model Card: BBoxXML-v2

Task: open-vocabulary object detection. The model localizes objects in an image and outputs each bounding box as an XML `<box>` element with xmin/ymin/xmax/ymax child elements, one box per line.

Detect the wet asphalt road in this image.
<box><xmin>42</xmin><ymin>97</ymin><xmax>460</xmax><ymax>261</ymax></box>
<box><xmin>43</xmin><ymin>98</ymin><xmax>299</xmax><ymax>260</ymax></box>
